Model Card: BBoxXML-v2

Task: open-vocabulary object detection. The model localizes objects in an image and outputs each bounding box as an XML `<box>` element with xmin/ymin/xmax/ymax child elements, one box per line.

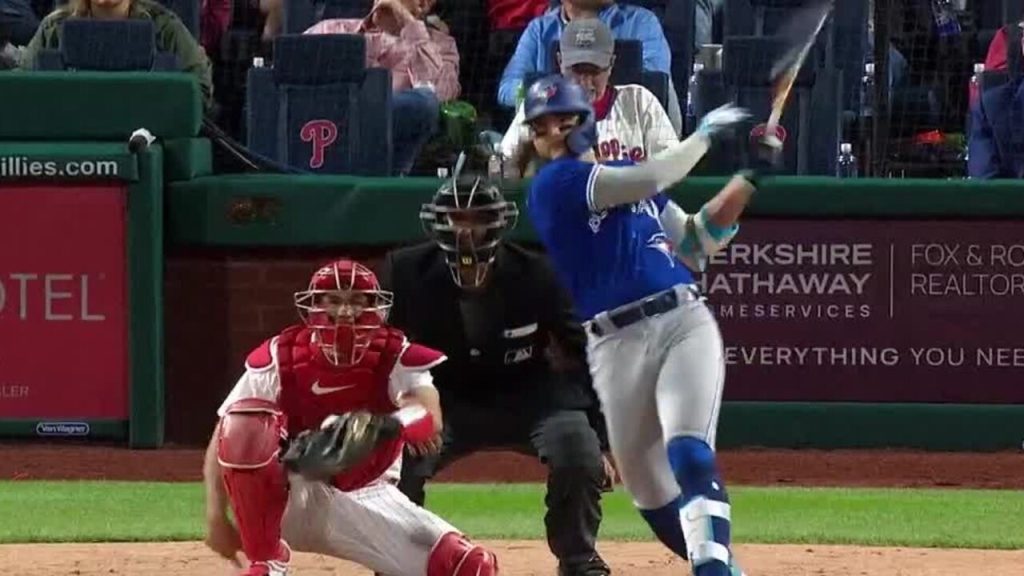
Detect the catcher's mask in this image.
<box><xmin>420</xmin><ymin>173</ymin><xmax>519</xmax><ymax>288</ymax></box>
<box><xmin>293</xmin><ymin>259</ymin><xmax>393</xmax><ymax>366</ymax></box>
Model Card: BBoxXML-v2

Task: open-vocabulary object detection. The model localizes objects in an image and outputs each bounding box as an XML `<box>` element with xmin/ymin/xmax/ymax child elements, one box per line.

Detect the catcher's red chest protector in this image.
<box><xmin>274</xmin><ymin>324</ymin><xmax>407</xmax><ymax>491</ymax></box>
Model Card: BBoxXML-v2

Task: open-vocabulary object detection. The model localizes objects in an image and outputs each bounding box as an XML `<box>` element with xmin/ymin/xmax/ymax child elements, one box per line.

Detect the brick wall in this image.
<box><xmin>164</xmin><ymin>247</ymin><xmax>390</xmax><ymax>445</ymax></box>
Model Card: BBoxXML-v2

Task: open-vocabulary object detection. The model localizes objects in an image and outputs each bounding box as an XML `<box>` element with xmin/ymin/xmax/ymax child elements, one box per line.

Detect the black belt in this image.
<box><xmin>587</xmin><ymin>288</ymin><xmax>684</xmax><ymax>337</ymax></box>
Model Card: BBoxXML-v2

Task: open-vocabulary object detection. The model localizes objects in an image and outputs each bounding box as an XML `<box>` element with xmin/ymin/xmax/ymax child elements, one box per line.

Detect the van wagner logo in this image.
<box><xmin>35</xmin><ymin>422</ymin><xmax>90</xmax><ymax>437</ymax></box>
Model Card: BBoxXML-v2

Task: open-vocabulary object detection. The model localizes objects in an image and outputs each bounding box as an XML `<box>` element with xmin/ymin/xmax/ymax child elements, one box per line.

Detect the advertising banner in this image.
<box><xmin>0</xmin><ymin>184</ymin><xmax>128</xmax><ymax>423</ymax></box>
<box><xmin>705</xmin><ymin>220</ymin><xmax>1024</xmax><ymax>403</ymax></box>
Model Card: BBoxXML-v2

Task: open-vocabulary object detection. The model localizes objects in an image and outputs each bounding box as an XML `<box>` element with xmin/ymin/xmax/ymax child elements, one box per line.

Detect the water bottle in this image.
<box><xmin>837</xmin><ymin>142</ymin><xmax>858</xmax><ymax>178</ymax></box>
<box><xmin>686</xmin><ymin>62</ymin><xmax>704</xmax><ymax>134</ymax></box>
<box><xmin>861</xmin><ymin>62</ymin><xmax>875</xmax><ymax>119</ymax></box>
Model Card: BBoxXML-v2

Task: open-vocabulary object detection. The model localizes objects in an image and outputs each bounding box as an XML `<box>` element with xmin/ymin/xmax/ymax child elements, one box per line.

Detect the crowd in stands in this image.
<box><xmin>0</xmin><ymin>0</ymin><xmax>1021</xmax><ymax>179</ymax></box>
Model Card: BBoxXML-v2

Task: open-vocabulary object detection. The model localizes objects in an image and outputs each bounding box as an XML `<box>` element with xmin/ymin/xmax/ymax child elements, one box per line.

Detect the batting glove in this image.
<box><xmin>696</xmin><ymin>103</ymin><xmax>751</xmax><ymax>142</ymax></box>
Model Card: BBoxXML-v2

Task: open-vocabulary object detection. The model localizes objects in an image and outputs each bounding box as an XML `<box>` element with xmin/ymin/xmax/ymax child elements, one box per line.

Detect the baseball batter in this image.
<box><xmin>202</xmin><ymin>259</ymin><xmax>498</xmax><ymax>576</ymax></box>
<box><xmin>521</xmin><ymin>75</ymin><xmax>772</xmax><ymax>576</ymax></box>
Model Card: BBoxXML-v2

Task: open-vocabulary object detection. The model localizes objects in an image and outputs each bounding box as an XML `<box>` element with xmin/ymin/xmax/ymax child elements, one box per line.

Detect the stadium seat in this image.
<box><xmin>976</xmin><ymin>0</ymin><xmax>1024</xmax><ymax>30</ymax></box>
<box><xmin>831</xmin><ymin>0</ymin><xmax>868</xmax><ymax>117</ymax></box>
<box><xmin>283</xmin><ymin>0</ymin><xmax>373</xmax><ymax>34</ymax></box>
<box><xmin>722</xmin><ymin>0</ymin><xmax>833</xmax><ymax>70</ymax></box>
<box><xmin>52</xmin><ymin>0</ymin><xmax>200</xmax><ymax>37</ymax></box>
<box><xmin>34</xmin><ymin>19</ymin><xmax>179</xmax><ymax>71</ymax></box>
<box><xmin>661</xmin><ymin>0</ymin><xmax>696</xmax><ymax>125</ymax></box>
<box><xmin>246</xmin><ymin>33</ymin><xmax>393</xmax><ymax>175</ymax></box>
<box><xmin>640</xmin><ymin>70</ymin><xmax>672</xmax><ymax>112</ymax></box>
<box><xmin>715</xmin><ymin>35</ymin><xmax>841</xmax><ymax>175</ymax></box>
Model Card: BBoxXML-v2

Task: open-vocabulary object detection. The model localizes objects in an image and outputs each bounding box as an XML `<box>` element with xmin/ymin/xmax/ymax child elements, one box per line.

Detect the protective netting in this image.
<box><xmin>3</xmin><ymin>0</ymin><xmax>1021</xmax><ymax>178</ymax></box>
<box><xmin>870</xmin><ymin>0</ymin><xmax>1016</xmax><ymax>178</ymax></box>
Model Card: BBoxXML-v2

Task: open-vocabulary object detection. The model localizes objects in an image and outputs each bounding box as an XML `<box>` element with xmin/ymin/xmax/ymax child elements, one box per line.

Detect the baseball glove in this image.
<box><xmin>281</xmin><ymin>411</ymin><xmax>401</xmax><ymax>481</ymax></box>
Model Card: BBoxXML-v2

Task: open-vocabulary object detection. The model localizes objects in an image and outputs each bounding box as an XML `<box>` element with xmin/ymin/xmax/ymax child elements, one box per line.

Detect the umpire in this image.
<box><xmin>379</xmin><ymin>172</ymin><xmax>613</xmax><ymax>576</ymax></box>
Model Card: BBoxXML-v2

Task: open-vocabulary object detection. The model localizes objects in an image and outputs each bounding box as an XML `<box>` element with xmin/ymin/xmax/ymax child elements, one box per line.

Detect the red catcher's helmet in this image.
<box><xmin>293</xmin><ymin>259</ymin><xmax>394</xmax><ymax>366</ymax></box>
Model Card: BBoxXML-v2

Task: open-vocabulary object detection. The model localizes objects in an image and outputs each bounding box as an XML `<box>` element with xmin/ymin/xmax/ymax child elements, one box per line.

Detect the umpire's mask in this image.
<box><xmin>420</xmin><ymin>174</ymin><xmax>519</xmax><ymax>289</ymax></box>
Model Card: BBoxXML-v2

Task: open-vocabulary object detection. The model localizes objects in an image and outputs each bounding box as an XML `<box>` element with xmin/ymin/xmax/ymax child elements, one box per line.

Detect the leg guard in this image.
<box><xmin>427</xmin><ymin>532</ymin><xmax>499</xmax><ymax>576</ymax></box>
<box><xmin>219</xmin><ymin>398</ymin><xmax>290</xmax><ymax>566</ymax></box>
<box><xmin>666</xmin><ymin>435</ymin><xmax>733</xmax><ymax>576</ymax></box>
<box><xmin>638</xmin><ymin>496</ymin><xmax>688</xmax><ymax>559</ymax></box>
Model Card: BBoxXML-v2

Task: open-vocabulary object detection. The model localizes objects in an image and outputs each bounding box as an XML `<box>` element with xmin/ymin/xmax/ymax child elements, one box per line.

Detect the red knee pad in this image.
<box><xmin>218</xmin><ymin>398</ymin><xmax>290</xmax><ymax>564</ymax></box>
<box><xmin>427</xmin><ymin>532</ymin><xmax>499</xmax><ymax>576</ymax></box>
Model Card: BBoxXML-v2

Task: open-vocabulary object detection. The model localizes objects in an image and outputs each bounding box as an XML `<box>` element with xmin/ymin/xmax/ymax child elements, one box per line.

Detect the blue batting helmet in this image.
<box><xmin>522</xmin><ymin>75</ymin><xmax>598</xmax><ymax>156</ymax></box>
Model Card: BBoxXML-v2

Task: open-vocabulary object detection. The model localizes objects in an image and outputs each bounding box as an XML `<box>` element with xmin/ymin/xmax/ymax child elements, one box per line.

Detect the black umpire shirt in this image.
<box><xmin>379</xmin><ymin>241</ymin><xmax>609</xmax><ymax>448</ymax></box>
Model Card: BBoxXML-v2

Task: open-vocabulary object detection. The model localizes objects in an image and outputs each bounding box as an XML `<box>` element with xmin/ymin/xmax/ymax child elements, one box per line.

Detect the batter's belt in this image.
<box><xmin>586</xmin><ymin>284</ymin><xmax>703</xmax><ymax>337</ymax></box>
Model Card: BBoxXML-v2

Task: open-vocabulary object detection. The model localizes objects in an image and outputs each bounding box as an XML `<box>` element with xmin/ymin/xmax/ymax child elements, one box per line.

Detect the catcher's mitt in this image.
<box><xmin>281</xmin><ymin>411</ymin><xmax>401</xmax><ymax>481</ymax></box>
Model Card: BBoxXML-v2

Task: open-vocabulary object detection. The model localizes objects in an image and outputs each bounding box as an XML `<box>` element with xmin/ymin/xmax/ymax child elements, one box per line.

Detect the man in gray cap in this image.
<box><xmin>501</xmin><ymin>18</ymin><xmax>678</xmax><ymax>171</ymax></box>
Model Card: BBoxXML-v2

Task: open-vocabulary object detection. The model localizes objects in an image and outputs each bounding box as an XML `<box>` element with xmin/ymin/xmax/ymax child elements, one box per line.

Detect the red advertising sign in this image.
<box><xmin>0</xmin><ymin>184</ymin><xmax>128</xmax><ymax>419</ymax></box>
<box><xmin>704</xmin><ymin>220</ymin><xmax>1024</xmax><ymax>404</ymax></box>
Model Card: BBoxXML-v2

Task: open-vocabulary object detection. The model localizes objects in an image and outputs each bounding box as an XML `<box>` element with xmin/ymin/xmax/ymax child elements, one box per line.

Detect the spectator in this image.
<box><xmin>0</xmin><ymin>0</ymin><xmax>38</xmax><ymax>47</ymax></box>
<box><xmin>968</xmin><ymin>20</ymin><xmax>1024</xmax><ymax>179</ymax></box>
<box><xmin>305</xmin><ymin>0</ymin><xmax>460</xmax><ymax>175</ymax></box>
<box><xmin>18</xmin><ymin>0</ymin><xmax>215</xmax><ymax>110</ymax></box>
<box><xmin>980</xmin><ymin>20</ymin><xmax>1023</xmax><ymax>74</ymax></box>
<box><xmin>200</xmin><ymin>0</ymin><xmax>231</xmax><ymax>55</ymax></box>
<box><xmin>497</xmin><ymin>0</ymin><xmax>682</xmax><ymax>134</ymax></box>
<box><xmin>500</xmin><ymin>18</ymin><xmax>676</xmax><ymax>167</ymax></box>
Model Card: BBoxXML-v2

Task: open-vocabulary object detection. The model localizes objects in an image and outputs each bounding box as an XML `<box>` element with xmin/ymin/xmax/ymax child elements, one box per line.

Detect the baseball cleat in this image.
<box><xmin>558</xmin><ymin>555</ymin><xmax>611</xmax><ymax>576</ymax></box>
<box><xmin>240</xmin><ymin>540</ymin><xmax>290</xmax><ymax>575</ymax></box>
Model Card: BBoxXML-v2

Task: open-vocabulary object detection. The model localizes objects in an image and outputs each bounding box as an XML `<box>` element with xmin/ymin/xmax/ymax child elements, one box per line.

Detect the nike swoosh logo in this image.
<box><xmin>311</xmin><ymin>381</ymin><xmax>357</xmax><ymax>395</ymax></box>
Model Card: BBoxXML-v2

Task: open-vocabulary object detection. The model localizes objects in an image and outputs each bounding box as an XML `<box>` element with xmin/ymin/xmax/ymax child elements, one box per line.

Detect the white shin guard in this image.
<box><xmin>679</xmin><ymin>496</ymin><xmax>732</xmax><ymax>567</ymax></box>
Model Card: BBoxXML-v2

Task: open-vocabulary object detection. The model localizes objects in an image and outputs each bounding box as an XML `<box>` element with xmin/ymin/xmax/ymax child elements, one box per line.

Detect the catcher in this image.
<box><xmin>202</xmin><ymin>258</ymin><xmax>499</xmax><ymax>576</ymax></box>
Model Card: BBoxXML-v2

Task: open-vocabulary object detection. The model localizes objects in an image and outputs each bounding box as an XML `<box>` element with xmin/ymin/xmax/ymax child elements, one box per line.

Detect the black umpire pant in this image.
<box><xmin>398</xmin><ymin>398</ymin><xmax>607</xmax><ymax>567</ymax></box>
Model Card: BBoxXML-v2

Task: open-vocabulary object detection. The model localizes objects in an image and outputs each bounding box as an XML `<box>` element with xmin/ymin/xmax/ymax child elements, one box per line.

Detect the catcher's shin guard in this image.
<box><xmin>218</xmin><ymin>398</ymin><xmax>290</xmax><ymax>566</ymax></box>
<box><xmin>427</xmin><ymin>532</ymin><xmax>499</xmax><ymax>576</ymax></box>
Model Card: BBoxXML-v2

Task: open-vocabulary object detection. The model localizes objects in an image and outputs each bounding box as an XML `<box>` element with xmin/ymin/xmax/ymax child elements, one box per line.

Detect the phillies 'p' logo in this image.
<box><xmin>300</xmin><ymin>119</ymin><xmax>339</xmax><ymax>169</ymax></box>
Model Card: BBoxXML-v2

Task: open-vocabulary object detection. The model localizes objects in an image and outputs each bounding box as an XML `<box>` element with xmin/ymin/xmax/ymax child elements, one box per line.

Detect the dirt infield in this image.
<box><xmin>6</xmin><ymin>541</ymin><xmax>1024</xmax><ymax>576</ymax></box>
<box><xmin>3</xmin><ymin>443</ymin><xmax>1024</xmax><ymax>488</ymax></box>
<box><xmin>5</xmin><ymin>444</ymin><xmax>1024</xmax><ymax>575</ymax></box>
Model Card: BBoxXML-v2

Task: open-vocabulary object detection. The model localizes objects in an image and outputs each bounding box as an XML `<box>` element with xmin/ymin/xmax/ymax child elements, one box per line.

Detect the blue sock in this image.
<box><xmin>666</xmin><ymin>436</ymin><xmax>733</xmax><ymax>576</ymax></box>
<box><xmin>638</xmin><ymin>497</ymin><xmax>688</xmax><ymax>558</ymax></box>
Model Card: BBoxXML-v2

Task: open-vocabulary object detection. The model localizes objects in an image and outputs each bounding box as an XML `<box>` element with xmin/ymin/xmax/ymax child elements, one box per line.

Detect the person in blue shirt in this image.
<box><xmin>521</xmin><ymin>74</ymin><xmax>777</xmax><ymax>576</ymax></box>
<box><xmin>498</xmin><ymin>0</ymin><xmax>681</xmax><ymax>132</ymax></box>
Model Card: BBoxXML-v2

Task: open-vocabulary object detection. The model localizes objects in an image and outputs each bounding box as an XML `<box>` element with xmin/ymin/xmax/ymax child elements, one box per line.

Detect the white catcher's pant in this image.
<box><xmin>586</xmin><ymin>288</ymin><xmax>725</xmax><ymax>510</ymax></box>
<box><xmin>281</xmin><ymin>474</ymin><xmax>457</xmax><ymax>576</ymax></box>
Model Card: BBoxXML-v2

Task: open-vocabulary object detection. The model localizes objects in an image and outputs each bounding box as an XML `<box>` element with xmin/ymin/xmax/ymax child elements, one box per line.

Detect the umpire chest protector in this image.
<box><xmin>406</xmin><ymin>246</ymin><xmax>562</xmax><ymax>392</ymax></box>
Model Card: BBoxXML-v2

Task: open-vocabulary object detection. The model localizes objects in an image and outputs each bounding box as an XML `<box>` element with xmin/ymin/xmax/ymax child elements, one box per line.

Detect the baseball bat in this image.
<box><xmin>766</xmin><ymin>0</ymin><xmax>834</xmax><ymax>137</ymax></box>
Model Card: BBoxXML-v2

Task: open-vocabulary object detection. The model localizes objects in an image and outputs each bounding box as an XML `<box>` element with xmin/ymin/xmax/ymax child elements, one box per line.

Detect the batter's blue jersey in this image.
<box><xmin>527</xmin><ymin>157</ymin><xmax>695</xmax><ymax>321</ymax></box>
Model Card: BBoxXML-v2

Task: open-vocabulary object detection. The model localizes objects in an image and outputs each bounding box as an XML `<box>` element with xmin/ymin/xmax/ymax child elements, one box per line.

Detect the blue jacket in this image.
<box><xmin>968</xmin><ymin>77</ymin><xmax>1024</xmax><ymax>179</ymax></box>
<box><xmin>497</xmin><ymin>3</ymin><xmax>671</xmax><ymax>108</ymax></box>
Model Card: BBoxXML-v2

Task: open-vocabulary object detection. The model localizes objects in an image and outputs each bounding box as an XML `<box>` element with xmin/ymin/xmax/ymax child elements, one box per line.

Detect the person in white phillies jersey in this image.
<box><xmin>501</xmin><ymin>18</ymin><xmax>678</xmax><ymax>172</ymax></box>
